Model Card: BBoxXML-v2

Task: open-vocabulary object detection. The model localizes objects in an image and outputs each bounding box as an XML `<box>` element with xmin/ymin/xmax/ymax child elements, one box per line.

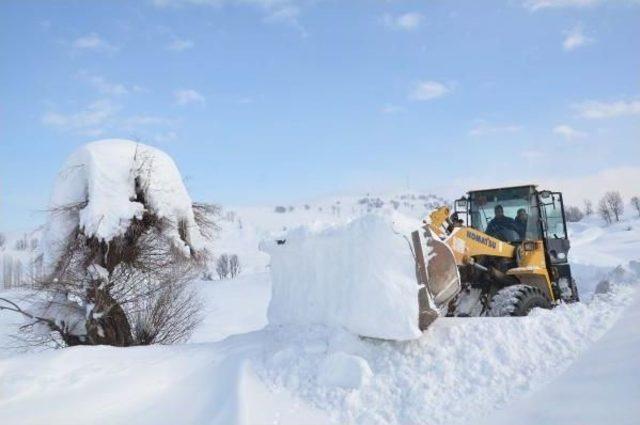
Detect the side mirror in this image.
<box><xmin>455</xmin><ymin>197</ymin><xmax>468</xmax><ymax>210</ymax></box>
<box><xmin>539</xmin><ymin>190</ymin><xmax>552</xmax><ymax>199</ymax></box>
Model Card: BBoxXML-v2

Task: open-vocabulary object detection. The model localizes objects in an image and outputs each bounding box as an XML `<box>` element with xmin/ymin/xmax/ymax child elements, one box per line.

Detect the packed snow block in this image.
<box><xmin>264</xmin><ymin>215</ymin><xmax>422</xmax><ymax>340</ymax></box>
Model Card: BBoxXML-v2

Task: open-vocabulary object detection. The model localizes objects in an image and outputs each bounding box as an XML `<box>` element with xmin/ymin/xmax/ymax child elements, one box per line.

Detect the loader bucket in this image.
<box><xmin>412</xmin><ymin>229</ymin><xmax>461</xmax><ymax>321</ymax></box>
<box><xmin>426</xmin><ymin>234</ymin><xmax>461</xmax><ymax>307</ymax></box>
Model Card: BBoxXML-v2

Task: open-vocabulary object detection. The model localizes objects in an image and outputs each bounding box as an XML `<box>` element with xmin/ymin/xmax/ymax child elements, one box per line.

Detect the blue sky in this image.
<box><xmin>1</xmin><ymin>0</ymin><xmax>639</xmax><ymax>230</ymax></box>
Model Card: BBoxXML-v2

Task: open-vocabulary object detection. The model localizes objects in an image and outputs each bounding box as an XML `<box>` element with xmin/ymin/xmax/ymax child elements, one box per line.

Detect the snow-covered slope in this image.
<box><xmin>484</xmin><ymin>284</ymin><xmax>640</xmax><ymax>425</ymax></box>
<box><xmin>1</xmin><ymin>197</ymin><xmax>639</xmax><ymax>425</ymax></box>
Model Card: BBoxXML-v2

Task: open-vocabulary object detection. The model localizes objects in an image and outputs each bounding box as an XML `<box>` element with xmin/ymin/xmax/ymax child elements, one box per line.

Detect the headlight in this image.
<box><xmin>523</xmin><ymin>241</ymin><xmax>536</xmax><ymax>251</ymax></box>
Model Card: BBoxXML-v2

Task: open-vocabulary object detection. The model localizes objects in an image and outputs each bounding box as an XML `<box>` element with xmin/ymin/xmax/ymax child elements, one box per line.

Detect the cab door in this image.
<box><xmin>539</xmin><ymin>191</ymin><xmax>578</xmax><ymax>301</ymax></box>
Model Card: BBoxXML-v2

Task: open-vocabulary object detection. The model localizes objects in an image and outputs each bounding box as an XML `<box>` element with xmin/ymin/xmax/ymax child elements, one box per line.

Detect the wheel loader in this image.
<box><xmin>414</xmin><ymin>185</ymin><xmax>580</xmax><ymax>329</ymax></box>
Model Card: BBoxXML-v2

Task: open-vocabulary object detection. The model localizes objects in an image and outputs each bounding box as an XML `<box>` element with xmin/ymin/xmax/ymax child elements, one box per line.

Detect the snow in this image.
<box><xmin>317</xmin><ymin>352</ymin><xmax>373</xmax><ymax>389</ymax></box>
<box><xmin>43</xmin><ymin>139</ymin><xmax>204</xmax><ymax>267</ymax></box>
<box><xmin>189</xmin><ymin>273</ymin><xmax>270</xmax><ymax>343</ymax></box>
<box><xmin>1</xmin><ymin>193</ymin><xmax>639</xmax><ymax>425</ymax></box>
<box><xmin>484</xmin><ymin>286</ymin><xmax>640</xmax><ymax>425</ymax></box>
<box><xmin>264</xmin><ymin>214</ymin><xmax>423</xmax><ymax>341</ymax></box>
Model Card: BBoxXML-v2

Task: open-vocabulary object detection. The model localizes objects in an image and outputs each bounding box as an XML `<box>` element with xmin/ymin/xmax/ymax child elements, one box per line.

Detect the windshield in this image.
<box><xmin>469</xmin><ymin>186</ymin><xmax>541</xmax><ymax>242</ymax></box>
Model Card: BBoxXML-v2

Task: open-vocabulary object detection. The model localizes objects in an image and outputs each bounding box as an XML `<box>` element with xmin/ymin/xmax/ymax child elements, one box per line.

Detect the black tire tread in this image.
<box><xmin>489</xmin><ymin>284</ymin><xmax>551</xmax><ymax>317</ymax></box>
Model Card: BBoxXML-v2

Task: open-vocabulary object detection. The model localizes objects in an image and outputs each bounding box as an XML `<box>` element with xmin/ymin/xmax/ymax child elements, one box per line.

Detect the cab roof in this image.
<box><xmin>467</xmin><ymin>184</ymin><xmax>537</xmax><ymax>195</ymax></box>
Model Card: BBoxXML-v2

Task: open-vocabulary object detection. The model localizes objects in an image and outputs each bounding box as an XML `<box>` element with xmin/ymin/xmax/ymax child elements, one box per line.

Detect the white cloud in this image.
<box><xmin>263</xmin><ymin>5</ymin><xmax>300</xmax><ymax>24</ymax></box>
<box><xmin>152</xmin><ymin>131</ymin><xmax>179</xmax><ymax>144</ymax></box>
<box><xmin>563</xmin><ymin>26</ymin><xmax>592</xmax><ymax>51</ymax></box>
<box><xmin>42</xmin><ymin>100</ymin><xmax>177</xmax><ymax>139</ymax></box>
<box><xmin>544</xmin><ymin>166</ymin><xmax>640</xmax><ymax>204</ymax></box>
<box><xmin>525</xmin><ymin>0</ymin><xmax>640</xmax><ymax>11</ymax></box>
<box><xmin>524</xmin><ymin>0</ymin><xmax>601</xmax><ymax>11</ymax></box>
<box><xmin>442</xmin><ymin>166</ymin><xmax>640</xmax><ymax>206</ymax></box>
<box><xmin>574</xmin><ymin>99</ymin><xmax>640</xmax><ymax>119</ymax></box>
<box><xmin>78</xmin><ymin>72</ymin><xmax>129</xmax><ymax>96</ymax></box>
<box><xmin>469</xmin><ymin>122</ymin><xmax>522</xmax><ymax>136</ymax></box>
<box><xmin>553</xmin><ymin>124</ymin><xmax>587</xmax><ymax>140</ymax></box>
<box><xmin>154</xmin><ymin>0</ymin><xmax>306</xmax><ymax>29</ymax></box>
<box><xmin>42</xmin><ymin>99</ymin><xmax>118</xmax><ymax>135</ymax></box>
<box><xmin>174</xmin><ymin>89</ymin><xmax>206</xmax><ymax>106</ymax></box>
<box><xmin>383</xmin><ymin>12</ymin><xmax>424</xmax><ymax>31</ymax></box>
<box><xmin>72</xmin><ymin>33</ymin><xmax>117</xmax><ymax>52</ymax></box>
<box><xmin>166</xmin><ymin>38</ymin><xmax>194</xmax><ymax>51</ymax></box>
<box><xmin>409</xmin><ymin>81</ymin><xmax>451</xmax><ymax>101</ymax></box>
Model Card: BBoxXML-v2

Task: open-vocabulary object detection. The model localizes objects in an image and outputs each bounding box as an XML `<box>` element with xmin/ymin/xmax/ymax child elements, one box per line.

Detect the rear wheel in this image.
<box><xmin>489</xmin><ymin>284</ymin><xmax>551</xmax><ymax>317</ymax></box>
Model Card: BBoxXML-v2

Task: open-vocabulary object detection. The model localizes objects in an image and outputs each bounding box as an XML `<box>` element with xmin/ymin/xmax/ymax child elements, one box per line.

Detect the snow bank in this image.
<box><xmin>44</xmin><ymin>139</ymin><xmax>204</xmax><ymax>266</ymax></box>
<box><xmin>263</xmin><ymin>215</ymin><xmax>422</xmax><ymax>340</ymax></box>
<box><xmin>484</xmin><ymin>289</ymin><xmax>640</xmax><ymax>425</ymax></box>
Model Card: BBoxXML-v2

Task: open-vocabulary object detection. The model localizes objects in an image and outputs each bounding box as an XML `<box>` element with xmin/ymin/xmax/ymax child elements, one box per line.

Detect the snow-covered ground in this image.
<box><xmin>1</xmin><ymin>195</ymin><xmax>639</xmax><ymax>425</ymax></box>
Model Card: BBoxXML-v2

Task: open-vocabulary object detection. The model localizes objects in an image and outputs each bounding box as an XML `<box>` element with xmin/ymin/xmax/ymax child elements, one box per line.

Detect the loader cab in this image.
<box><xmin>455</xmin><ymin>185</ymin><xmax>578</xmax><ymax>302</ymax></box>
<box><xmin>460</xmin><ymin>185</ymin><xmax>542</xmax><ymax>243</ymax></box>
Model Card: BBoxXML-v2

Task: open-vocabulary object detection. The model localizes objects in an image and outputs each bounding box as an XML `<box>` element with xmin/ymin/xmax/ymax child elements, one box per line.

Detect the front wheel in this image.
<box><xmin>489</xmin><ymin>284</ymin><xmax>551</xmax><ymax>317</ymax></box>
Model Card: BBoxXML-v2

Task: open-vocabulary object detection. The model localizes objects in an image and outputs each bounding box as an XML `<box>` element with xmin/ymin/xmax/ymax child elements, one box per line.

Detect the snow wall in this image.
<box><xmin>264</xmin><ymin>215</ymin><xmax>423</xmax><ymax>340</ymax></box>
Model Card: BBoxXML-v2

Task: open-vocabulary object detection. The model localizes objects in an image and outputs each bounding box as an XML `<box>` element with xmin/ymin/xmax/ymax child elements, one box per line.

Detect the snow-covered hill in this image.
<box><xmin>1</xmin><ymin>194</ymin><xmax>639</xmax><ymax>425</ymax></box>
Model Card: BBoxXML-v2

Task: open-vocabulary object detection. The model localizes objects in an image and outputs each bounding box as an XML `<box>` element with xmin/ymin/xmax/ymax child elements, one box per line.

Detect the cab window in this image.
<box><xmin>540</xmin><ymin>192</ymin><xmax>567</xmax><ymax>239</ymax></box>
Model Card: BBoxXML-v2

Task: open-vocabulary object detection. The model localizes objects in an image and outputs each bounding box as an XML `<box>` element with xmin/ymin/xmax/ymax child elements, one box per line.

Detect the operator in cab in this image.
<box><xmin>486</xmin><ymin>205</ymin><xmax>520</xmax><ymax>242</ymax></box>
<box><xmin>515</xmin><ymin>208</ymin><xmax>528</xmax><ymax>240</ymax></box>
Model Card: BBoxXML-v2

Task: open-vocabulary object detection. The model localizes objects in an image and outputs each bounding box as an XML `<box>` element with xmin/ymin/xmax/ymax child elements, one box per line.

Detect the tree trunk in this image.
<box><xmin>84</xmin><ymin>284</ymin><xmax>133</xmax><ymax>347</ymax></box>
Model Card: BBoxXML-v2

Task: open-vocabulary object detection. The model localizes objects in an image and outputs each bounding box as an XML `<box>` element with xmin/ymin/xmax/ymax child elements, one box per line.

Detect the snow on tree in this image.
<box><xmin>598</xmin><ymin>198</ymin><xmax>612</xmax><ymax>224</ymax></box>
<box><xmin>601</xmin><ymin>191</ymin><xmax>624</xmax><ymax>223</ymax></box>
<box><xmin>631</xmin><ymin>196</ymin><xmax>640</xmax><ymax>217</ymax></box>
<box><xmin>583</xmin><ymin>199</ymin><xmax>593</xmax><ymax>216</ymax></box>
<box><xmin>229</xmin><ymin>254</ymin><xmax>241</xmax><ymax>278</ymax></box>
<box><xmin>216</xmin><ymin>254</ymin><xmax>230</xmax><ymax>279</ymax></box>
<box><xmin>1</xmin><ymin>139</ymin><xmax>215</xmax><ymax>347</ymax></box>
<box><xmin>0</xmin><ymin>233</ymin><xmax>5</xmax><ymax>250</ymax></box>
<box><xmin>565</xmin><ymin>206</ymin><xmax>584</xmax><ymax>222</ymax></box>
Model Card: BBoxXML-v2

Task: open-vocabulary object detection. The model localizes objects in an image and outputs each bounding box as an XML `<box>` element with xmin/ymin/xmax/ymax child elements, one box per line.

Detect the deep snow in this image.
<box><xmin>1</xmin><ymin>194</ymin><xmax>639</xmax><ymax>425</ymax></box>
<box><xmin>485</xmin><ymin>283</ymin><xmax>640</xmax><ymax>425</ymax></box>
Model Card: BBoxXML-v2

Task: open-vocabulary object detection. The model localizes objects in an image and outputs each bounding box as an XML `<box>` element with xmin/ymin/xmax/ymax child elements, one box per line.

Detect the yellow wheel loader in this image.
<box><xmin>413</xmin><ymin>185</ymin><xmax>579</xmax><ymax>328</ymax></box>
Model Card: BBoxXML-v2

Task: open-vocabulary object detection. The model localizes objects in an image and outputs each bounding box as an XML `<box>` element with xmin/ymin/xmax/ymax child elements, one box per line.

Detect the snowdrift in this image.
<box><xmin>263</xmin><ymin>215</ymin><xmax>423</xmax><ymax>340</ymax></box>
<box><xmin>44</xmin><ymin>139</ymin><xmax>204</xmax><ymax>266</ymax></box>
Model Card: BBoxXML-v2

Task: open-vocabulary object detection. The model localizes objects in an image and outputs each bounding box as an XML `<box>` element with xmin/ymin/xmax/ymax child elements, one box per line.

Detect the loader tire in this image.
<box><xmin>489</xmin><ymin>284</ymin><xmax>551</xmax><ymax>317</ymax></box>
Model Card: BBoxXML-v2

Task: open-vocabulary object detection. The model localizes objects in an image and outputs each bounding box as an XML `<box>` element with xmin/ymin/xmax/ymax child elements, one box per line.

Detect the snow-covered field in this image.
<box><xmin>1</xmin><ymin>194</ymin><xmax>639</xmax><ymax>425</ymax></box>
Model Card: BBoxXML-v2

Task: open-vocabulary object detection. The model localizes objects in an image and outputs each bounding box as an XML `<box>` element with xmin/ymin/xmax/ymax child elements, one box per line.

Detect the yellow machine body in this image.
<box><xmin>426</xmin><ymin>206</ymin><xmax>556</xmax><ymax>301</ymax></box>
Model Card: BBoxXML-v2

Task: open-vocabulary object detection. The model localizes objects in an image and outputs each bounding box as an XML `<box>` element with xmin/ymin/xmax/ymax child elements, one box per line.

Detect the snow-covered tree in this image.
<box><xmin>565</xmin><ymin>206</ymin><xmax>584</xmax><ymax>222</ymax></box>
<box><xmin>216</xmin><ymin>254</ymin><xmax>230</xmax><ymax>279</ymax></box>
<box><xmin>602</xmin><ymin>191</ymin><xmax>624</xmax><ymax>222</ymax></box>
<box><xmin>2</xmin><ymin>254</ymin><xmax>12</xmax><ymax>288</ymax></box>
<box><xmin>229</xmin><ymin>254</ymin><xmax>241</xmax><ymax>278</ymax></box>
<box><xmin>0</xmin><ymin>140</ymin><xmax>215</xmax><ymax>347</ymax></box>
<box><xmin>0</xmin><ymin>233</ymin><xmax>5</xmax><ymax>250</ymax></box>
<box><xmin>631</xmin><ymin>196</ymin><xmax>640</xmax><ymax>217</ymax></box>
<box><xmin>14</xmin><ymin>237</ymin><xmax>27</xmax><ymax>251</ymax></box>
<box><xmin>583</xmin><ymin>199</ymin><xmax>593</xmax><ymax>216</ymax></box>
<box><xmin>598</xmin><ymin>198</ymin><xmax>611</xmax><ymax>224</ymax></box>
